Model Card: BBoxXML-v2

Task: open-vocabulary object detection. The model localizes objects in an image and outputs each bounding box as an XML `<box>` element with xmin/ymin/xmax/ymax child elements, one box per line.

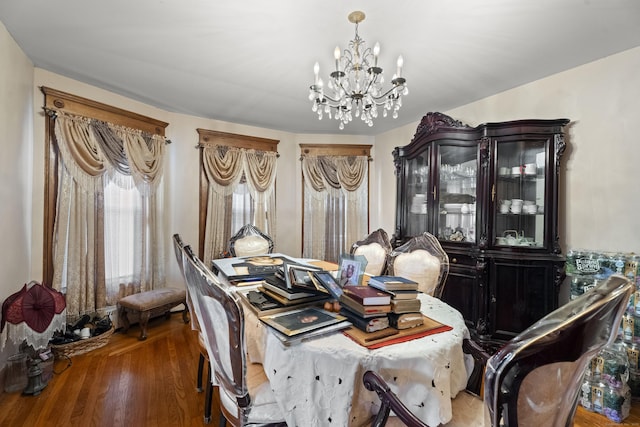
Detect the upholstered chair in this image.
<box><xmin>228</xmin><ymin>224</ymin><xmax>274</xmax><ymax>257</ymax></box>
<box><xmin>387</xmin><ymin>232</ymin><xmax>449</xmax><ymax>298</ymax></box>
<box><xmin>350</xmin><ymin>228</ymin><xmax>393</xmax><ymax>276</ymax></box>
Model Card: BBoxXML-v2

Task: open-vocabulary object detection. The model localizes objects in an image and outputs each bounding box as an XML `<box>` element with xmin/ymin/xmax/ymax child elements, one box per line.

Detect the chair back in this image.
<box><xmin>173</xmin><ymin>234</ymin><xmax>199</xmax><ymax>333</ymax></box>
<box><xmin>387</xmin><ymin>232</ymin><xmax>449</xmax><ymax>297</ymax></box>
<box><xmin>484</xmin><ymin>274</ymin><xmax>633</xmax><ymax>427</ymax></box>
<box><xmin>229</xmin><ymin>224</ymin><xmax>274</xmax><ymax>257</ymax></box>
<box><xmin>351</xmin><ymin>228</ymin><xmax>392</xmax><ymax>276</ymax></box>
<box><xmin>182</xmin><ymin>245</ymin><xmax>251</xmax><ymax>424</ymax></box>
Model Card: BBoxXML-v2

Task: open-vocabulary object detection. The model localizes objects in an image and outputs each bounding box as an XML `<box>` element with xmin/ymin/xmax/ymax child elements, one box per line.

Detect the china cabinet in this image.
<box><xmin>392</xmin><ymin>112</ymin><xmax>570</xmax><ymax>343</ymax></box>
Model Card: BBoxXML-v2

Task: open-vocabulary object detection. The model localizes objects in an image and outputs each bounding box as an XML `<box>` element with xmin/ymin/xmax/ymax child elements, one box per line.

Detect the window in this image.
<box><xmin>197</xmin><ymin>129</ymin><xmax>279</xmax><ymax>262</ymax></box>
<box><xmin>300</xmin><ymin>144</ymin><xmax>371</xmax><ymax>263</ymax></box>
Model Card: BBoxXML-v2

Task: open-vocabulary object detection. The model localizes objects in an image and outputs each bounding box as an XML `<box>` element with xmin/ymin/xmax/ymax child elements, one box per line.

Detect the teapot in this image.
<box><xmin>503</xmin><ymin>230</ymin><xmax>520</xmax><ymax>246</ymax></box>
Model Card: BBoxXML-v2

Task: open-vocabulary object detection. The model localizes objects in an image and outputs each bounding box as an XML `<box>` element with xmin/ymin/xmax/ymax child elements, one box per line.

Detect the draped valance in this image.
<box><xmin>50</xmin><ymin>110</ymin><xmax>167</xmax><ymax>195</ymax></box>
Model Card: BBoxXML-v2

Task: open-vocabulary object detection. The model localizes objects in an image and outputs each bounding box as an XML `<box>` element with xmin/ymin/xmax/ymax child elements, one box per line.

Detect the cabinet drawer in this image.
<box><xmin>447</xmin><ymin>253</ymin><xmax>476</xmax><ymax>269</ymax></box>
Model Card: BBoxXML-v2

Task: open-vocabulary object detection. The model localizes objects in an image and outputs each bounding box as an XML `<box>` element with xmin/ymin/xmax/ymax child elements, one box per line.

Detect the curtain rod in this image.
<box><xmin>43</xmin><ymin>107</ymin><xmax>172</xmax><ymax>144</ymax></box>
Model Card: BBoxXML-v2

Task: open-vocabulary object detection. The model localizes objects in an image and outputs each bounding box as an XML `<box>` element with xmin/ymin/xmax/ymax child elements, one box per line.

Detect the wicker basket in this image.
<box><xmin>51</xmin><ymin>326</ymin><xmax>115</xmax><ymax>359</ymax></box>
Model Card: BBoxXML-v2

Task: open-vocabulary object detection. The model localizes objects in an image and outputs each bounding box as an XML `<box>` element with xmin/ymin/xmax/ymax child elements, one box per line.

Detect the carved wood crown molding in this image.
<box><xmin>41</xmin><ymin>86</ymin><xmax>169</xmax><ymax>137</ymax></box>
<box><xmin>412</xmin><ymin>112</ymin><xmax>470</xmax><ymax>142</ymax></box>
<box><xmin>196</xmin><ymin>128</ymin><xmax>279</xmax><ymax>153</ymax></box>
<box><xmin>299</xmin><ymin>144</ymin><xmax>372</xmax><ymax>159</ymax></box>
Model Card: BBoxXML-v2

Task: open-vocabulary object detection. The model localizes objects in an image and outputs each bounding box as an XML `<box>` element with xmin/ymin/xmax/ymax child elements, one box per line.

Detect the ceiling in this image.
<box><xmin>2</xmin><ymin>1</ymin><xmax>640</xmax><ymax>136</ymax></box>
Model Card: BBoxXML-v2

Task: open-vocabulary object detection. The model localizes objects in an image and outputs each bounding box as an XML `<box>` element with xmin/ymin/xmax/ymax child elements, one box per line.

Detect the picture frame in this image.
<box><xmin>283</xmin><ymin>261</ymin><xmax>321</xmax><ymax>290</ymax></box>
<box><xmin>259</xmin><ymin>307</ymin><xmax>347</xmax><ymax>337</ymax></box>
<box><xmin>337</xmin><ymin>253</ymin><xmax>368</xmax><ymax>286</ymax></box>
<box><xmin>310</xmin><ymin>271</ymin><xmax>343</xmax><ymax>300</ymax></box>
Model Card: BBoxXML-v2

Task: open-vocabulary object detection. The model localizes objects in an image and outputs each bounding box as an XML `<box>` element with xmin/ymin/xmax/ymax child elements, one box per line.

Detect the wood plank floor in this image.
<box><xmin>1</xmin><ymin>313</ymin><xmax>639</xmax><ymax>427</ymax></box>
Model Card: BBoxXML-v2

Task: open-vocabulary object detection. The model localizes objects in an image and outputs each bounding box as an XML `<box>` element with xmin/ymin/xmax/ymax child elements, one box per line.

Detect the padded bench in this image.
<box><xmin>118</xmin><ymin>287</ymin><xmax>189</xmax><ymax>340</ymax></box>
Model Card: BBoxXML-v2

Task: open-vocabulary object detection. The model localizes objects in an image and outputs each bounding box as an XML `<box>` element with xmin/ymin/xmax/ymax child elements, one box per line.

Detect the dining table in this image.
<box><xmin>216</xmin><ymin>256</ymin><xmax>472</xmax><ymax>427</ymax></box>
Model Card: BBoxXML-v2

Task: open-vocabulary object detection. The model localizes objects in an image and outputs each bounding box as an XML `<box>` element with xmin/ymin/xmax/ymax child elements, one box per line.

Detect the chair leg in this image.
<box><xmin>196</xmin><ymin>353</ymin><xmax>205</xmax><ymax>392</ymax></box>
<box><xmin>204</xmin><ymin>363</ymin><xmax>212</xmax><ymax>424</ymax></box>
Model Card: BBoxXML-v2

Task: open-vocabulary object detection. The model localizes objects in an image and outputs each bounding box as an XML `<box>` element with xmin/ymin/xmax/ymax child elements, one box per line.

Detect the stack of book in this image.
<box><xmin>368</xmin><ymin>275</ymin><xmax>424</xmax><ymax>330</ymax></box>
<box><xmin>338</xmin><ymin>285</ymin><xmax>392</xmax><ymax>333</ymax></box>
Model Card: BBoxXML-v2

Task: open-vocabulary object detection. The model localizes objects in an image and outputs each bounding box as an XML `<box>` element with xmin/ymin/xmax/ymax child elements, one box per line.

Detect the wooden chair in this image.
<box><xmin>386</xmin><ymin>232</ymin><xmax>449</xmax><ymax>298</ymax></box>
<box><xmin>228</xmin><ymin>224</ymin><xmax>274</xmax><ymax>257</ymax></box>
<box><xmin>363</xmin><ymin>274</ymin><xmax>633</xmax><ymax>427</ymax></box>
<box><xmin>181</xmin><ymin>245</ymin><xmax>286</xmax><ymax>426</ymax></box>
<box><xmin>172</xmin><ymin>234</ymin><xmax>214</xmax><ymax>420</ymax></box>
<box><xmin>350</xmin><ymin>228</ymin><xmax>392</xmax><ymax>276</ymax></box>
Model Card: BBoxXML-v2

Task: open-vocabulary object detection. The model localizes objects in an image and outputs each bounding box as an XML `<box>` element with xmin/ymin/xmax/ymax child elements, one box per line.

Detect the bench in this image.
<box><xmin>118</xmin><ymin>288</ymin><xmax>189</xmax><ymax>340</ymax></box>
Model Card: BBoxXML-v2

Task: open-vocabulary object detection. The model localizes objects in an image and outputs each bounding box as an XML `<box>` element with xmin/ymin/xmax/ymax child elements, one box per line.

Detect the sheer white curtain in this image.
<box><xmin>301</xmin><ymin>155</ymin><xmax>368</xmax><ymax>263</ymax></box>
<box><xmin>201</xmin><ymin>145</ymin><xmax>277</xmax><ymax>263</ymax></box>
<box><xmin>51</xmin><ymin>111</ymin><xmax>166</xmax><ymax>321</ymax></box>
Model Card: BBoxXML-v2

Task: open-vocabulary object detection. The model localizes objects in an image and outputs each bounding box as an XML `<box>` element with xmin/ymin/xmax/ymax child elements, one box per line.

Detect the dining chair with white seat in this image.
<box><xmin>182</xmin><ymin>245</ymin><xmax>286</xmax><ymax>426</ymax></box>
<box><xmin>387</xmin><ymin>232</ymin><xmax>450</xmax><ymax>298</ymax></box>
<box><xmin>363</xmin><ymin>274</ymin><xmax>633</xmax><ymax>427</ymax></box>
<box><xmin>228</xmin><ymin>224</ymin><xmax>274</xmax><ymax>257</ymax></box>
<box><xmin>351</xmin><ymin>228</ymin><xmax>393</xmax><ymax>276</ymax></box>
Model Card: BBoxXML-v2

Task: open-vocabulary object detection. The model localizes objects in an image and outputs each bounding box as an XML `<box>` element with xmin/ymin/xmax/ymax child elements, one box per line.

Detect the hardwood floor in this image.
<box><xmin>0</xmin><ymin>314</ymin><xmax>221</xmax><ymax>427</ymax></box>
<box><xmin>1</xmin><ymin>313</ymin><xmax>639</xmax><ymax>427</ymax></box>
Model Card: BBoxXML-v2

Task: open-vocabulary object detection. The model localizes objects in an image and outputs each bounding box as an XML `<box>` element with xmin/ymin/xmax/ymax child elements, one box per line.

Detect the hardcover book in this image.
<box><xmin>338</xmin><ymin>294</ymin><xmax>391</xmax><ymax>317</ymax></box>
<box><xmin>342</xmin><ymin>285</ymin><xmax>391</xmax><ymax>305</ymax></box>
<box><xmin>388</xmin><ymin>312</ymin><xmax>425</xmax><ymax>330</ymax></box>
<box><xmin>368</xmin><ymin>275</ymin><xmax>419</xmax><ymax>291</ymax></box>
<box><xmin>384</xmin><ymin>289</ymin><xmax>420</xmax><ymax>300</ymax></box>
<box><xmin>390</xmin><ymin>298</ymin><xmax>422</xmax><ymax>313</ymax></box>
<box><xmin>339</xmin><ymin>308</ymin><xmax>389</xmax><ymax>333</ymax></box>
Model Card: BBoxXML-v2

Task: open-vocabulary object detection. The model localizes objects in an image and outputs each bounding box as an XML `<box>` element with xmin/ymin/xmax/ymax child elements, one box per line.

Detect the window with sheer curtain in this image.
<box><xmin>197</xmin><ymin>129</ymin><xmax>279</xmax><ymax>262</ymax></box>
<box><xmin>42</xmin><ymin>87</ymin><xmax>169</xmax><ymax>323</ymax></box>
<box><xmin>300</xmin><ymin>144</ymin><xmax>372</xmax><ymax>263</ymax></box>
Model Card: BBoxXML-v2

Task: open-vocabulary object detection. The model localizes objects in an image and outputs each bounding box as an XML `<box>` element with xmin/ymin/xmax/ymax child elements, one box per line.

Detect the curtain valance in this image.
<box><xmin>202</xmin><ymin>145</ymin><xmax>277</xmax><ymax>197</ymax></box>
<box><xmin>52</xmin><ymin>111</ymin><xmax>167</xmax><ymax>195</ymax></box>
<box><xmin>301</xmin><ymin>155</ymin><xmax>368</xmax><ymax>200</ymax></box>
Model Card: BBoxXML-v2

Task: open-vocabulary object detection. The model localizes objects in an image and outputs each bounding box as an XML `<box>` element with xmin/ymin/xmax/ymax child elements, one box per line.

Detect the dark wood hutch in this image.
<box><xmin>392</xmin><ymin>112</ymin><xmax>570</xmax><ymax>344</ymax></box>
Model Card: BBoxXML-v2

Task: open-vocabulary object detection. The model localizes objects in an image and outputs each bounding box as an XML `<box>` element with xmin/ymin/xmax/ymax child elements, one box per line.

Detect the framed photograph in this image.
<box><xmin>311</xmin><ymin>271</ymin><xmax>343</xmax><ymax>300</ymax></box>
<box><xmin>338</xmin><ymin>253</ymin><xmax>368</xmax><ymax>286</ymax></box>
<box><xmin>283</xmin><ymin>262</ymin><xmax>321</xmax><ymax>290</ymax></box>
<box><xmin>259</xmin><ymin>307</ymin><xmax>346</xmax><ymax>337</ymax></box>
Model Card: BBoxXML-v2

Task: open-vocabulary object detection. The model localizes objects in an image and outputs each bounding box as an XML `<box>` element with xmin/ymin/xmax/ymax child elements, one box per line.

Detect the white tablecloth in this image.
<box><xmin>243</xmin><ymin>293</ymin><xmax>471</xmax><ymax>427</ymax></box>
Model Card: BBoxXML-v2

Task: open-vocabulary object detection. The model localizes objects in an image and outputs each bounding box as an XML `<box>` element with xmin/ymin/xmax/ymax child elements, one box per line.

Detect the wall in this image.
<box><xmin>0</xmin><ymin>21</ymin><xmax>35</xmax><ymax>364</ymax></box>
<box><xmin>374</xmin><ymin>46</ymin><xmax>640</xmax><ymax>254</ymax></box>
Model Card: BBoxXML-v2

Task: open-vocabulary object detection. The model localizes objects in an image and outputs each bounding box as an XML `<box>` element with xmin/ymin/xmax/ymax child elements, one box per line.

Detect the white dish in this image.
<box><xmin>443</xmin><ymin>203</ymin><xmax>463</xmax><ymax>212</ymax></box>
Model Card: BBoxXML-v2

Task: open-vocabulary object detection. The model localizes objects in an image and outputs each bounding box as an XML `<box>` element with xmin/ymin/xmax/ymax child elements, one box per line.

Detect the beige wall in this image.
<box><xmin>374</xmin><ymin>46</ymin><xmax>640</xmax><ymax>254</ymax></box>
<box><xmin>0</xmin><ymin>21</ymin><xmax>34</xmax><ymax>360</ymax></box>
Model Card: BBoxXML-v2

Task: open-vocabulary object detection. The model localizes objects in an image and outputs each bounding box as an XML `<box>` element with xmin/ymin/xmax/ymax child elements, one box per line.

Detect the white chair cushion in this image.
<box><xmin>355</xmin><ymin>242</ymin><xmax>388</xmax><ymax>276</ymax></box>
<box><xmin>393</xmin><ymin>249</ymin><xmax>441</xmax><ymax>295</ymax></box>
<box><xmin>218</xmin><ymin>361</ymin><xmax>284</xmax><ymax>424</ymax></box>
<box><xmin>234</xmin><ymin>235</ymin><xmax>270</xmax><ymax>257</ymax></box>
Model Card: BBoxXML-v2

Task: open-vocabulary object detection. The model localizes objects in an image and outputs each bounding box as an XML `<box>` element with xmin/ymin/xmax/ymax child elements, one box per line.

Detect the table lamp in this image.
<box><xmin>1</xmin><ymin>281</ymin><xmax>66</xmax><ymax>394</ymax></box>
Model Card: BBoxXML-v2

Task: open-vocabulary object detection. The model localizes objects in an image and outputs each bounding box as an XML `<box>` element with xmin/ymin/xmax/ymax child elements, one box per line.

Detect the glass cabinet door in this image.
<box><xmin>405</xmin><ymin>152</ymin><xmax>430</xmax><ymax>238</ymax></box>
<box><xmin>494</xmin><ymin>140</ymin><xmax>546</xmax><ymax>248</ymax></box>
<box><xmin>437</xmin><ymin>144</ymin><xmax>478</xmax><ymax>243</ymax></box>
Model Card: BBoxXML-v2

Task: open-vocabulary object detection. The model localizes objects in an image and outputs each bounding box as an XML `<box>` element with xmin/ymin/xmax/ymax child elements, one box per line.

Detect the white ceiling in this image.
<box><xmin>2</xmin><ymin>0</ymin><xmax>640</xmax><ymax>135</ymax></box>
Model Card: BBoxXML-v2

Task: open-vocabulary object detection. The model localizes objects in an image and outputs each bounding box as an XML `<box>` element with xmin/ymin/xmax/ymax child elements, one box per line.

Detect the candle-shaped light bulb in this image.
<box><xmin>334</xmin><ymin>46</ymin><xmax>341</xmax><ymax>71</ymax></box>
<box><xmin>373</xmin><ymin>42</ymin><xmax>380</xmax><ymax>67</ymax></box>
<box><xmin>313</xmin><ymin>62</ymin><xmax>320</xmax><ymax>84</ymax></box>
<box><xmin>396</xmin><ymin>55</ymin><xmax>404</xmax><ymax>77</ymax></box>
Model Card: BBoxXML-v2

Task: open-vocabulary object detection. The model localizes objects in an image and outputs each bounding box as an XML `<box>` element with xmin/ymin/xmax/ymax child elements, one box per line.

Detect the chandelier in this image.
<box><xmin>308</xmin><ymin>11</ymin><xmax>408</xmax><ymax>130</ymax></box>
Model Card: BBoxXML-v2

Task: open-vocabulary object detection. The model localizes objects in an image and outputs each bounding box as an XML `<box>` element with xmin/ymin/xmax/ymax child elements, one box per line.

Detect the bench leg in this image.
<box><xmin>139</xmin><ymin>311</ymin><xmax>151</xmax><ymax>340</ymax></box>
<box><xmin>182</xmin><ymin>304</ymin><xmax>190</xmax><ymax>324</ymax></box>
<box><xmin>119</xmin><ymin>307</ymin><xmax>131</xmax><ymax>333</ymax></box>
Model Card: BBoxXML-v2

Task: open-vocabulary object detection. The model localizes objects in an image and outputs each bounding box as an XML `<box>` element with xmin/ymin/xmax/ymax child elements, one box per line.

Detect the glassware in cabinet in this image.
<box><xmin>493</xmin><ymin>139</ymin><xmax>547</xmax><ymax>248</ymax></box>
